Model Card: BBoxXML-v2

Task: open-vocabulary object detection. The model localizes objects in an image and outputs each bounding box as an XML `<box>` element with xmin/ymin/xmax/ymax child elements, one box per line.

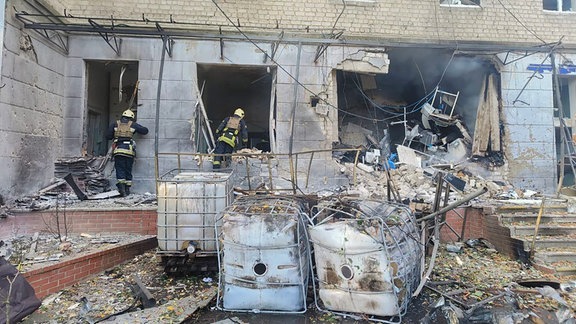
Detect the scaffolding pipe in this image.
<box><xmin>417</xmin><ymin>187</ymin><xmax>488</xmax><ymax>222</ymax></box>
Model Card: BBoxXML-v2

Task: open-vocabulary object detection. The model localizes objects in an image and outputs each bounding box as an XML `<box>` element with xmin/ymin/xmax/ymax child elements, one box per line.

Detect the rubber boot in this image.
<box><xmin>116</xmin><ymin>183</ymin><xmax>126</xmax><ymax>197</ymax></box>
<box><xmin>125</xmin><ymin>185</ymin><xmax>131</xmax><ymax>196</ymax></box>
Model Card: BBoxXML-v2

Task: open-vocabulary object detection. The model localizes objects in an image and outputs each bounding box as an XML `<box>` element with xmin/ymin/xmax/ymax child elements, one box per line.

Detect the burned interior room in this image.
<box><xmin>336</xmin><ymin>48</ymin><xmax>498</xmax><ymax>168</ymax></box>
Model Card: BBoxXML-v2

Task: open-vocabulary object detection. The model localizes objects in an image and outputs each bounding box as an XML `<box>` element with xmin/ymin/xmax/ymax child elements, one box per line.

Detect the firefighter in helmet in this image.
<box><xmin>106</xmin><ymin>109</ymin><xmax>149</xmax><ymax>196</ymax></box>
<box><xmin>213</xmin><ymin>108</ymin><xmax>248</xmax><ymax>169</ymax></box>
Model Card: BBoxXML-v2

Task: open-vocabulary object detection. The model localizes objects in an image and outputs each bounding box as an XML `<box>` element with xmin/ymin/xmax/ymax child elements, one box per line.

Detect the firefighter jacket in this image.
<box><xmin>216</xmin><ymin>115</ymin><xmax>248</xmax><ymax>149</ymax></box>
<box><xmin>106</xmin><ymin>117</ymin><xmax>149</xmax><ymax>157</ymax></box>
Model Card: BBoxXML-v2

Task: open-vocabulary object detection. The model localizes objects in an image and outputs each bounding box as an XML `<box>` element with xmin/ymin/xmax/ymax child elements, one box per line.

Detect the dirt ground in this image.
<box><xmin>14</xmin><ymin>237</ymin><xmax>576</xmax><ymax>324</ymax></box>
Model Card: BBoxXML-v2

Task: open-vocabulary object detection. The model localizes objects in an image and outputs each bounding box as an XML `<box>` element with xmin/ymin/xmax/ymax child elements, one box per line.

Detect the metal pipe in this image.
<box><xmin>154</xmin><ymin>37</ymin><xmax>167</xmax><ymax>181</ymax></box>
<box><xmin>417</xmin><ymin>187</ymin><xmax>488</xmax><ymax>222</ymax></box>
<box><xmin>289</xmin><ymin>42</ymin><xmax>302</xmax><ymax>194</ymax></box>
<box><xmin>17</xmin><ymin>18</ymin><xmax>571</xmax><ymax>52</ymax></box>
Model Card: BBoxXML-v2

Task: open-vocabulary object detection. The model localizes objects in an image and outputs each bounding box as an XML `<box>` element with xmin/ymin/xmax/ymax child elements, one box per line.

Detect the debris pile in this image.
<box><xmin>55</xmin><ymin>157</ymin><xmax>110</xmax><ymax>194</ymax></box>
<box><xmin>424</xmin><ymin>240</ymin><xmax>576</xmax><ymax>323</ymax></box>
<box><xmin>0</xmin><ymin>233</ymin><xmax>143</xmax><ymax>272</ymax></box>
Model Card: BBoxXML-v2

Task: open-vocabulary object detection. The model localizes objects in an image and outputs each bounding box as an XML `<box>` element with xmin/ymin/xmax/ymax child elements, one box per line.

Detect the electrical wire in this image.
<box><xmin>495</xmin><ymin>0</ymin><xmax>546</xmax><ymax>44</ymax></box>
<box><xmin>211</xmin><ymin>0</ymin><xmax>393</xmax><ymax>122</ymax></box>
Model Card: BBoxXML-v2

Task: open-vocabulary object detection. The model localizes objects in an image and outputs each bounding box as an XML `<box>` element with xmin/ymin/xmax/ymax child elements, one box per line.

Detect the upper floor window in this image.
<box><xmin>544</xmin><ymin>0</ymin><xmax>576</xmax><ymax>11</ymax></box>
<box><xmin>440</xmin><ymin>0</ymin><xmax>480</xmax><ymax>6</ymax></box>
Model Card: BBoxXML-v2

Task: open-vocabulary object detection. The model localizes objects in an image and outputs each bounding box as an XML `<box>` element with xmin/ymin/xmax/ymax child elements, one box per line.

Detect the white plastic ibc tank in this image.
<box><xmin>157</xmin><ymin>172</ymin><xmax>233</xmax><ymax>253</ymax></box>
<box><xmin>308</xmin><ymin>200</ymin><xmax>422</xmax><ymax>318</ymax></box>
<box><xmin>217</xmin><ymin>197</ymin><xmax>309</xmax><ymax>313</ymax></box>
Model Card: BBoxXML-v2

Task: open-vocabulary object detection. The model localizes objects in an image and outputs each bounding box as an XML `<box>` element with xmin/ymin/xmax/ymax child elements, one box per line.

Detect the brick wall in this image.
<box><xmin>23</xmin><ymin>236</ymin><xmax>157</xmax><ymax>298</ymax></box>
<box><xmin>0</xmin><ymin>208</ymin><xmax>157</xmax><ymax>238</ymax></box>
<box><xmin>47</xmin><ymin>0</ymin><xmax>576</xmax><ymax>46</ymax></box>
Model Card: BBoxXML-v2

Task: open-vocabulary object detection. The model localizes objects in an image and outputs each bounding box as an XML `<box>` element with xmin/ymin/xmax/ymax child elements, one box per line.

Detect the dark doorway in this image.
<box><xmin>196</xmin><ymin>64</ymin><xmax>276</xmax><ymax>153</ymax></box>
<box><xmin>85</xmin><ymin>61</ymin><xmax>139</xmax><ymax>156</ymax></box>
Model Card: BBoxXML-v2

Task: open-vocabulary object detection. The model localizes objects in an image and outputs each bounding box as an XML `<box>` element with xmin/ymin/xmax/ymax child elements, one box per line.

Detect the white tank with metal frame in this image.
<box><xmin>216</xmin><ymin>196</ymin><xmax>310</xmax><ymax>313</ymax></box>
<box><xmin>308</xmin><ymin>199</ymin><xmax>422</xmax><ymax>321</ymax></box>
<box><xmin>157</xmin><ymin>171</ymin><xmax>233</xmax><ymax>255</ymax></box>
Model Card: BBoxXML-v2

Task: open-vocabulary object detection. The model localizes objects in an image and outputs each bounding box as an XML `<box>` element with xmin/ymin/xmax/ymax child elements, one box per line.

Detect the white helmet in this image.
<box><xmin>122</xmin><ymin>109</ymin><xmax>135</xmax><ymax>119</ymax></box>
<box><xmin>234</xmin><ymin>108</ymin><xmax>245</xmax><ymax>118</ymax></box>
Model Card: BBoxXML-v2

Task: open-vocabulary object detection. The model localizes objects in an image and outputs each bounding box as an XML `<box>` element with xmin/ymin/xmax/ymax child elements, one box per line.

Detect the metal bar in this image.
<box><xmin>154</xmin><ymin>37</ymin><xmax>167</xmax><ymax>181</ymax></box>
<box><xmin>15</xmin><ymin>15</ymin><xmax>569</xmax><ymax>52</ymax></box>
<box><xmin>88</xmin><ymin>18</ymin><xmax>120</xmax><ymax>55</ymax></box>
<box><xmin>418</xmin><ymin>187</ymin><xmax>488</xmax><ymax>222</ymax></box>
<box><xmin>530</xmin><ymin>198</ymin><xmax>546</xmax><ymax>256</ymax></box>
<box><xmin>459</xmin><ymin>208</ymin><xmax>469</xmax><ymax>242</ymax></box>
<box><xmin>306</xmin><ymin>151</ymin><xmax>315</xmax><ymax>188</ymax></box>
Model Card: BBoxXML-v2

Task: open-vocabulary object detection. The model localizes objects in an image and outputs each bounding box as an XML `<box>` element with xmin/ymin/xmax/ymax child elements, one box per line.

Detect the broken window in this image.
<box><xmin>544</xmin><ymin>0</ymin><xmax>576</xmax><ymax>11</ymax></box>
<box><xmin>440</xmin><ymin>0</ymin><xmax>481</xmax><ymax>6</ymax></box>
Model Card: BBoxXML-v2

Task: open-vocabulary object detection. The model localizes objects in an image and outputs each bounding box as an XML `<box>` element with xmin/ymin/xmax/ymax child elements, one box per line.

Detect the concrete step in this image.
<box><xmin>534</xmin><ymin>250</ymin><xmax>576</xmax><ymax>263</ymax></box>
<box><xmin>513</xmin><ymin>236</ymin><xmax>576</xmax><ymax>249</ymax></box>
<box><xmin>509</xmin><ymin>224</ymin><xmax>576</xmax><ymax>237</ymax></box>
<box><xmin>501</xmin><ymin>214</ymin><xmax>576</xmax><ymax>225</ymax></box>
<box><xmin>532</xmin><ymin>259</ymin><xmax>576</xmax><ymax>276</ymax></box>
<box><xmin>497</xmin><ymin>205</ymin><xmax>568</xmax><ymax>214</ymax></box>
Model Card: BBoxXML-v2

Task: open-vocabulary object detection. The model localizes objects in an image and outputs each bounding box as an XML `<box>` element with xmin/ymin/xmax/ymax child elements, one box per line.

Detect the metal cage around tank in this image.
<box><xmin>156</xmin><ymin>170</ymin><xmax>234</xmax><ymax>260</ymax></box>
<box><xmin>306</xmin><ymin>198</ymin><xmax>423</xmax><ymax>324</ymax></box>
<box><xmin>215</xmin><ymin>196</ymin><xmax>311</xmax><ymax>313</ymax></box>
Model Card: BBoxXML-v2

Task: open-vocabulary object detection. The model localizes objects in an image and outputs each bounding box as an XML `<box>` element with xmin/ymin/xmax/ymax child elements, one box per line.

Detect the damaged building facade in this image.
<box><xmin>1</xmin><ymin>0</ymin><xmax>576</xmax><ymax>200</ymax></box>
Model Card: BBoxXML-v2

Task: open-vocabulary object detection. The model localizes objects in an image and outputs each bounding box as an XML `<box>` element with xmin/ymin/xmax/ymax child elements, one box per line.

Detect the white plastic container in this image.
<box><xmin>217</xmin><ymin>197</ymin><xmax>309</xmax><ymax>313</ymax></box>
<box><xmin>157</xmin><ymin>172</ymin><xmax>233</xmax><ymax>254</ymax></box>
<box><xmin>308</xmin><ymin>200</ymin><xmax>422</xmax><ymax>318</ymax></box>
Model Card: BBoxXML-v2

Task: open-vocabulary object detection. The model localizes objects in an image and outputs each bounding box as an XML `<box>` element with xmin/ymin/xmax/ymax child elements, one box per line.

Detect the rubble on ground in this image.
<box><xmin>0</xmin><ymin>233</ymin><xmax>146</xmax><ymax>272</ymax></box>
<box><xmin>17</xmin><ymin>241</ymin><xmax>576</xmax><ymax>323</ymax></box>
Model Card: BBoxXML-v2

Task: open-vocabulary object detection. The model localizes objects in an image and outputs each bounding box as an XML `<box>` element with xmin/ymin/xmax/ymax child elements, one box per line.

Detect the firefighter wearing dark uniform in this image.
<box><xmin>106</xmin><ymin>109</ymin><xmax>149</xmax><ymax>196</ymax></box>
<box><xmin>213</xmin><ymin>108</ymin><xmax>248</xmax><ymax>169</ymax></box>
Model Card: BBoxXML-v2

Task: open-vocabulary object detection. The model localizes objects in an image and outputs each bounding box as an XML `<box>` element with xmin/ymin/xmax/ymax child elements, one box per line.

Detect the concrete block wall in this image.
<box><xmin>498</xmin><ymin>52</ymin><xmax>557</xmax><ymax>192</ymax></box>
<box><xmin>59</xmin><ymin>35</ymin><xmax>357</xmax><ymax>193</ymax></box>
<box><xmin>0</xmin><ymin>2</ymin><xmax>67</xmax><ymax>200</ymax></box>
<box><xmin>50</xmin><ymin>0</ymin><xmax>575</xmax><ymax>46</ymax></box>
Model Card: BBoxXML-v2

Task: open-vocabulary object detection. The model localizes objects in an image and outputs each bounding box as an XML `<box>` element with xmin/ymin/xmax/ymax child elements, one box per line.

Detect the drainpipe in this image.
<box><xmin>288</xmin><ymin>42</ymin><xmax>302</xmax><ymax>193</ymax></box>
<box><xmin>154</xmin><ymin>37</ymin><xmax>167</xmax><ymax>181</ymax></box>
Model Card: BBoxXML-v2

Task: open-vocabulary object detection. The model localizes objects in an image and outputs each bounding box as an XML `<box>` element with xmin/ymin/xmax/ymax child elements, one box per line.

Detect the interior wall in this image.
<box><xmin>0</xmin><ymin>3</ymin><xmax>67</xmax><ymax>200</ymax></box>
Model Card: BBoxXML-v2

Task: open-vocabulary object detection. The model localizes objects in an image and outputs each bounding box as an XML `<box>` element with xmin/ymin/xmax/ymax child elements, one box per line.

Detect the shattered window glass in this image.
<box><xmin>440</xmin><ymin>0</ymin><xmax>480</xmax><ymax>5</ymax></box>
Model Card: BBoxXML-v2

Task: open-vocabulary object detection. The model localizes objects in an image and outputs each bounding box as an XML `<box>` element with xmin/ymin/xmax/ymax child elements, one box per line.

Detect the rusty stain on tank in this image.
<box><xmin>324</xmin><ymin>263</ymin><xmax>341</xmax><ymax>286</ymax></box>
<box><xmin>358</xmin><ymin>274</ymin><xmax>391</xmax><ymax>292</ymax></box>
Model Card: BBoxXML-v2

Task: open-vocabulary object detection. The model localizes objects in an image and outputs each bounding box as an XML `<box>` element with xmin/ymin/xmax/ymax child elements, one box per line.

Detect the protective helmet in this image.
<box><xmin>122</xmin><ymin>109</ymin><xmax>135</xmax><ymax>119</ymax></box>
<box><xmin>234</xmin><ymin>108</ymin><xmax>245</xmax><ymax>118</ymax></box>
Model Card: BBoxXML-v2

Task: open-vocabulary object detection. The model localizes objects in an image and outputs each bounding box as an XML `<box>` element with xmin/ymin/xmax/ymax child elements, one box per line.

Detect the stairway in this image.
<box><xmin>498</xmin><ymin>198</ymin><xmax>576</xmax><ymax>276</ymax></box>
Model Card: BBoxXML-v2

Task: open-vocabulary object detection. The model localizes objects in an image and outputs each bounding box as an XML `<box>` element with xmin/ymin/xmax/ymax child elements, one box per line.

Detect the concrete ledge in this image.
<box><xmin>23</xmin><ymin>236</ymin><xmax>157</xmax><ymax>299</ymax></box>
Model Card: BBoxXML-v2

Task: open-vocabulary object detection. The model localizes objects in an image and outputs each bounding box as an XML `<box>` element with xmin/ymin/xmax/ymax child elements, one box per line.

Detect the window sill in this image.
<box><xmin>543</xmin><ymin>9</ymin><xmax>576</xmax><ymax>13</ymax></box>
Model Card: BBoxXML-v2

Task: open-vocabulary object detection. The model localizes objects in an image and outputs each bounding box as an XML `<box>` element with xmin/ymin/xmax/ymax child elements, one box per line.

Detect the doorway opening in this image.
<box><xmin>196</xmin><ymin>64</ymin><xmax>276</xmax><ymax>153</ymax></box>
<box><xmin>85</xmin><ymin>61</ymin><xmax>139</xmax><ymax>156</ymax></box>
